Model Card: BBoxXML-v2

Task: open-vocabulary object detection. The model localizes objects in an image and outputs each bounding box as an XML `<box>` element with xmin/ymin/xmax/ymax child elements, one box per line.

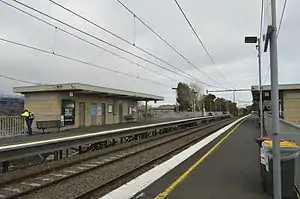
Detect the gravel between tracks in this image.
<box><xmin>21</xmin><ymin>120</ymin><xmax>232</xmax><ymax>199</ymax></box>
<box><xmin>0</xmin><ymin>125</ymin><xmax>181</xmax><ymax>184</ymax></box>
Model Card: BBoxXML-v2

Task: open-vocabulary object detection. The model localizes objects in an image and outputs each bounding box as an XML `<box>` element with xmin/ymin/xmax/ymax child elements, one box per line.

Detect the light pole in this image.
<box><xmin>245</xmin><ymin>36</ymin><xmax>263</xmax><ymax>138</ymax></box>
<box><xmin>172</xmin><ymin>87</ymin><xmax>178</xmax><ymax>111</ymax></box>
<box><xmin>269</xmin><ymin>0</ymin><xmax>281</xmax><ymax>197</ymax></box>
<box><xmin>246</xmin><ymin>0</ymin><xmax>282</xmax><ymax>195</ymax></box>
<box><xmin>193</xmin><ymin>91</ymin><xmax>197</xmax><ymax>117</ymax></box>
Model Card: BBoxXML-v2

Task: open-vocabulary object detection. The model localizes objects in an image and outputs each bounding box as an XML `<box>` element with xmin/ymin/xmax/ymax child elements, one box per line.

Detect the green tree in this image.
<box><xmin>203</xmin><ymin>94</ymin><xmax>216</xmax><ymax>112</ymax></box>
<box><xmin>215</xmin><ymin>97</ymin><xmax>227</xmax><ymax>112</ymax></box>
<box><xmin>176</xmin><ymin>82</ymin><xmax>193</xmax><ymax>111</ymax></box>
<box><xmin>239</xmin><ymin>107</ymin><xmax>250</xmax><ymax>116</ymax></box>
<box><xmin>227</xmin><ymin>101</ymin><xmax>238</xmax><ymax>116</ymax></box>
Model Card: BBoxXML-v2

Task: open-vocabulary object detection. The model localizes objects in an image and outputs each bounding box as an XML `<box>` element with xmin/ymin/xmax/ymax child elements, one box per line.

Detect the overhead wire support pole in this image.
<box><xmin>262</xmin><ymin>0</ymin><xmax>288</xmax><ymax>86</ymax></box>
<box><xmin>270</xmin><ymin>0</ymin><xmax>282</xmax><ymax>197</ymax></box>
<box><xmin>258</xmin><ymin>0</ymin><xmax>264</xmax><ymax>138</ymax></box>
<box><xmin>257</xmin><ymin>38</ymin><xmax>264</xmax><ymax>137</ymax></box>
<box><xmin>206</xmin><ymin>89</ymin><xmax>251</xmax><ymax>92</ymax></box>
<box><xmin>206</xmin><ymin>88</ymin><xmax>251</xmax><ymax>104</ymax></box>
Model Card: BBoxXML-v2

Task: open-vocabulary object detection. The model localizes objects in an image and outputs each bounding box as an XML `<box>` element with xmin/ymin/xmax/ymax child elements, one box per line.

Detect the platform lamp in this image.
<box><xmin>193</xmin><ymin>91</ymin><xmax>197</xmax><ymax>117</ymax></box>
<box><xmin>245</xmin><ymin>36</ymin><xmax>263</xmax><ymax>138</ymax></box>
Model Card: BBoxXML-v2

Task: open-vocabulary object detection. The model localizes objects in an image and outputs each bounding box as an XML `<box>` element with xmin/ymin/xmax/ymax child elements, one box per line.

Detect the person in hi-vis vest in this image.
<box><xmin>21</xmin><ymin>109</ymin><xmax>35</xmax><ymax>136</ymax></box>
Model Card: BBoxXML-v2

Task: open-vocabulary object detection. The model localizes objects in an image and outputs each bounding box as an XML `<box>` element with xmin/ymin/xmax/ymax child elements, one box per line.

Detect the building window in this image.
<box><xmin>129</xmin><ymin>106</ymin><xmax>132</xmax><ymax>115</ymax></box>
<box><xmin>108</xmin><ymin>104</ymin><xmax>113</xmax><ymax>113</ymax></box>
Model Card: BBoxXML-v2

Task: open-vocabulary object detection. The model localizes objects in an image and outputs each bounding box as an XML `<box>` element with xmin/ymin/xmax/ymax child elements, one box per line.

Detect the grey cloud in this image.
<box><xmin>0</xmin><ymin>0</ymin><xmax>299</xmax><ymax>107</ymax></box>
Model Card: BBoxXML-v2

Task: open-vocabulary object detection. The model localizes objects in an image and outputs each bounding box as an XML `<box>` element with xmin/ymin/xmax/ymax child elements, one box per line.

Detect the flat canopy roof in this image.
<box><xmin>251</xmin><ymin>83</ymin><xmax>300</xmax><ymax>92</ymax></box>
<box><xmin>251</xmin><ymin>83</ymin><xmax>300</xmax><ymax>101</ymax></box>
<box><xmin>13</xmin><ymin>83</ymin><xmax>164</xmax><ymax>101</ymax></box>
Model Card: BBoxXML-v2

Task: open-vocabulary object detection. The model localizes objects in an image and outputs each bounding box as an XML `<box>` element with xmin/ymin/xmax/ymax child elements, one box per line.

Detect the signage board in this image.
<box><xmin>61</xmin><ymin>99</ymin><xmax>75</xmax><ymax>125</ymax></box>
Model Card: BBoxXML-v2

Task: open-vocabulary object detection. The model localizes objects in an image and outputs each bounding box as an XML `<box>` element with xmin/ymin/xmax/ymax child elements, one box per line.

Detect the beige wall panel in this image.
<box><xmin>25</xmin><ymin>91</ymin><xmax>142</xmax><ymax>129</ymax></box>
<box><xmin>283</xmin><ymin>91</ymin><xmax>300</xmax><ymax>124</ymax></box>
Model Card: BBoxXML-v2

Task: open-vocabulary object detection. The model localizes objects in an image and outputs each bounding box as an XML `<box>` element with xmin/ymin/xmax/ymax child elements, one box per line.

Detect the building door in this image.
<box><xmin>101</xmin><ymin>103</ymin><xmax>106</xmax><ymax>125</ymax></box>
<box><xmin>79</xmin><ymin>102</ymin><xmax>86</xmax><ymax>126</ymax></box>
<box><xmin>91</xmin><ymin>103</ymin><xmax>97</xmax><ymax>125</ymax></box>
<box><xmin>119</xmin><ymin>103</ymin><xmax>123</xmax><ymax>123</ymax></box>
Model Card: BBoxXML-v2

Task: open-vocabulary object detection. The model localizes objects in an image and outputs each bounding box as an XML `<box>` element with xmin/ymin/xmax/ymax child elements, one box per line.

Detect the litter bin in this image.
<box><xmin>255</xmin><ymin>136</ymin><xmax>272</xmax><ymax>191</ymax></box>
<box><xmin>260</xmin><ymin>140</ymin><xmax>300</xmax><ymax>199</ymax></box>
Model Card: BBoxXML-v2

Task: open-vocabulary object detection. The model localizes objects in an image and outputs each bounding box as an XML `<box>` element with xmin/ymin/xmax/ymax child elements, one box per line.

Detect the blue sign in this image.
<box><xmin>91</xmin><ymin>105</ymin><xmax>97</xmax><ymax>116</ymax></box>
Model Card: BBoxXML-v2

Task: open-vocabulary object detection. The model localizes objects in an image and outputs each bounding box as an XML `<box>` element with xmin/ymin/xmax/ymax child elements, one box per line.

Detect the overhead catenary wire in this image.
<box><xmin>262</xmin><ymin>0</ymin><xmax>288</xmax><ymax>84</ymax></box>
<box><xmin>173</xmin><ymin>0</ymin><xmax>235</xmax><ymax>89</ymax></box>
<box><xmin>0</xmin><ymin>37</ymin><xmax>174</xmax><ymax>88</ymax></box>
<box><xmin>259</xmin><ymin>0</ymin><xmax>264</xmax><ymax>42</ymax></box>
<box><xmin>0</xmin><ymin>73</ymin><xmax>40</xmax><ymax>85</ymax></box>
<box><xmin>115</xmin><ymin>0</ymin><xmax>222</xmax><ymax>87</ymax></box>
<box><xmin>1</xmin><ymin>0</ymin><xmax>178</xmax><ymax>84</ymax></box>
<box><xmin>47</xmin><ymin>0</ymin><xmax>222</xmax><ymax>88</ymax></box>
<box><xmin>8</xmin><ymin>0</ymin><xmax>219</xmax><ymax>88</ymax></box>
<box><xmin>3</xmin><ymin>1</ymin><xmax>188</xmax><ymax>83</ymax></box>
<box><xmin>277</xmin><ymin>0</ymin><xmax>288</xmax><ymax>37</ymax></box>
<box><xmin>49</xmin><ymin>0</ymin><xmax>219</xmax><ymax>84</ymax></box>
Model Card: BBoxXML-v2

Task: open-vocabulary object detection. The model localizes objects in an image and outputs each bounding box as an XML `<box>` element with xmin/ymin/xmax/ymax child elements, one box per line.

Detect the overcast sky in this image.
<box><xmin>0</xmin><ymin>0</ymin><xmax>299</xmax><ymax>107</ymax></box>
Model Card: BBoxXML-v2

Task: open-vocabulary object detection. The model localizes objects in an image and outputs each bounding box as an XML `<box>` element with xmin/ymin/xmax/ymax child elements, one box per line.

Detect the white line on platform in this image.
<box><xmin>0</xmin><ymin>116</ymin><xmax>214</xmax><ymax>150</ymax></box>
<box><xmin>100</xmin><ymin>115</ymin><xmax>248</xmax><ymax>199</ymax></box>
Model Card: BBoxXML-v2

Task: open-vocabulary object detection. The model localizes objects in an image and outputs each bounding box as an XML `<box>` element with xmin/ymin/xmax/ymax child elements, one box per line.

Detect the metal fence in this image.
<box><xmin>139</xmin><ymin>111</ymin><xmax>223</xmax><ymax>121</ymax></box>
<box><xmin>0</xmin><ymin>116</ymin><xmax>25</xmax><ymax>138</ymax></box>
<box><xmin>264</xmin><ymin>112</ymin><xmax>300</xmax><ymax>191</ymax></box>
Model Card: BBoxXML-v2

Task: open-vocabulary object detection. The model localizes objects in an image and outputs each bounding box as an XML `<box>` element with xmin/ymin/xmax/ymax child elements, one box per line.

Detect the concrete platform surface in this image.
<box><xmin>130</xmin><ymin>116</ymin><xmax>271</xmax><ymax>199</ymax></box>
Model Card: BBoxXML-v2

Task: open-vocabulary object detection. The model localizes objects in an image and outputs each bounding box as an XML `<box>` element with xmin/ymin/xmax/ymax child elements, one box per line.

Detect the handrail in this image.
<box><xmin>264</xmin><ymin>112</ymin><xmax>300</xmax><ymax>135</ymax></box>
<box><xmin>0</xmin><ymin>115</ymin><xmax>230</xmax><ymax>162</ymax></box>
<box><xmin>280</xmin><ymin>119</ymin><xmax>300</xmax><ymax>131</ymax></box>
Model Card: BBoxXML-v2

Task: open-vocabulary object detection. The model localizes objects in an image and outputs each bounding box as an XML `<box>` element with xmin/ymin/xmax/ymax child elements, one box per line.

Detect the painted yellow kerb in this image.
<box><xmin>154</xmin><ymin>119</ymin><xmax>245</xmax><ymax>199</ymax></box>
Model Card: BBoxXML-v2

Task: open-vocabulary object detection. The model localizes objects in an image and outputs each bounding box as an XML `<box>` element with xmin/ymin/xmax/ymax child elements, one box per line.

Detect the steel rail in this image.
<box><xmin>0</xmin><ymin>118</ymin><xmax>227</xmax><ymax>186</ymax></box>
<box><xmin>74</xmin><ymin>119</ymin><xmax>235</xmax><ymax>199</ymax></box>
<box><xmin>0</xmin><ymin>119</ymin><xmax>232</xmax><ymax>199</ymax></box>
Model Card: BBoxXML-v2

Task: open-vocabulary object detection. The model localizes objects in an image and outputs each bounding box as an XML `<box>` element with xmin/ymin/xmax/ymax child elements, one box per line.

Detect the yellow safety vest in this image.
<box><xmin>21</xmin><ymin>111</ymin><xmax>30</xmax><ymax>117</ymax></box>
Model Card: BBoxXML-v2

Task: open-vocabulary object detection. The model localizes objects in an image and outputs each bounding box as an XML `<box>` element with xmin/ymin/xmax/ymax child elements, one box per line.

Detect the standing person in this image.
<box><xmin>21</xmin><ymin>109</ymin><xmax>35</xmax><ymax>136</ymax></box>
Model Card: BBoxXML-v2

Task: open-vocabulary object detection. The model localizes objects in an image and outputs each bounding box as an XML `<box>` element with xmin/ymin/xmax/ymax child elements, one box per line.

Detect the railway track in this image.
<box><xmin>0</xmin><ymin>118</ymin><xmax>233</xmax><ymax>199</ymax></box>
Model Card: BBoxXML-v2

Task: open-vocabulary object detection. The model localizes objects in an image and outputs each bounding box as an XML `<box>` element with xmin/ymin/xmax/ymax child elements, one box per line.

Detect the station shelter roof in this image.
<box><xmin>251</xmin><ymin>83</ymin><xmax>300</xmax><ymax>101</ymax></box>
<box><xmin>13</xmin><ymin>83</ymin><xmax>164</xmax><ymax>102</ymax></box>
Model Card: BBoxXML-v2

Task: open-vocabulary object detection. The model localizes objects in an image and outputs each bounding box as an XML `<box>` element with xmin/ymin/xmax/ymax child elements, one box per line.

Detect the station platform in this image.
<box><xmin>102</xmin><ymin>115</ymin><xmax>271</xmax><ymax>199</ymax></box>
<box><xmin>143</xmin><ymin>116</ymin><xmax>270</xmax><ymax>199</ymax></box>
<box><xmin>0</xmin><ymin>118</ymin><xmax>179</xmax><ymax>147</ymax></box>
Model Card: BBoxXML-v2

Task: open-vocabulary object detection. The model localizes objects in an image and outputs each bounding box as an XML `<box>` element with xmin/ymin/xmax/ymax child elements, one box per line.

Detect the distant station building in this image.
<box><xmin>251</xmin><ymin>83</ymin><xmax>300</xmax><ymax>124</ymax></box>
<box><xmin>13</xmin><ymin>83</ymin><xmax>163</xmax><ymax>129</ymax></box>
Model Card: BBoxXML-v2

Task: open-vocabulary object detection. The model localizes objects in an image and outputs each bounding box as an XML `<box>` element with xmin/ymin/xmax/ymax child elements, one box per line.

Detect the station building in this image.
<box><xmin>13</xmin><ymin>83</ymin><xmax>164</xmax><ymax>129</ymax></box>
<box><xmin>251</xmin><ymin>83</ymin><xmax>300</xmax><ymax>124</ymax></box>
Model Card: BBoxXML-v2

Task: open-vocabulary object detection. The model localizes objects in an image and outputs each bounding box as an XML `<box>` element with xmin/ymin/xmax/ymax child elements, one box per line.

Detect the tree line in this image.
<box><xmin>175</xmin><ymin>82</ymin><xmax>239</xmax><ymax>116</ymax></box>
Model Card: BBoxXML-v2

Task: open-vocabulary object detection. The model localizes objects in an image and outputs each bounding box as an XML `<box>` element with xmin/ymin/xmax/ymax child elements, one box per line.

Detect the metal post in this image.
<box><xmin>193</xmin><ymin>92</ymin><xmax>196</xmax><ymax>117</ymax></box>
<box><xmin>145</xmin><ymin>101</ymin><xmax>148</xmax><ymax>120</ymax></box>
<box><xmin>270</xmin><ymin>0</ymin><xmax>281</xmax><ymax>197</ymax></box>
<box><xmin>257</xmin><ymin>38</ymin><xmax>264</xmax><ymax>137</ymax></box>
<box><xmin>193</xmin><ymin>98</ymin><xmax>195</xmax><ymax>117</ymax></box>
<box><xmin>202</xmin><ymin>100</ymin><xmax>205</xmax><ymax>116</ymax></box>
<box><xmin>226</xmin><ymin>101</ymin><xmax>229</xmax><ymax>114</ymax></box>
<box><xmin>233</xmin><ymin>90</ymin><xmax>236</xmax><ymax>103</ymax></box>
